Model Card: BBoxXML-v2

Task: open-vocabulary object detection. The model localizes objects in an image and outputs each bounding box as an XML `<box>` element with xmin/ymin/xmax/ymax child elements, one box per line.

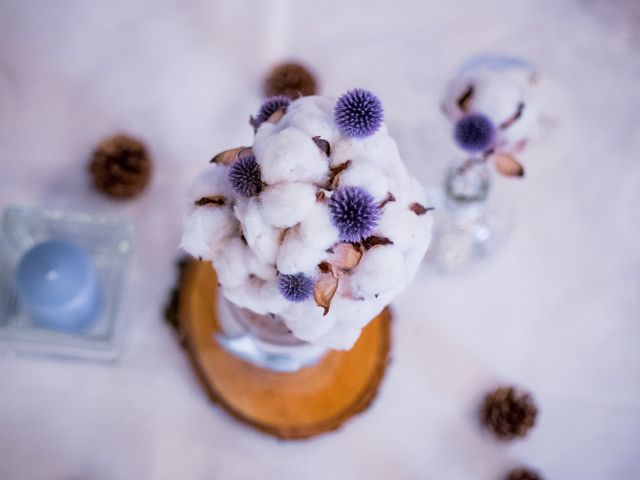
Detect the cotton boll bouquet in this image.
<box><xmin>441</xmin><ymin>63</ymin><xmax>542</xmax><ymax>178</ymax></box>
<box><xmin>181</xmin><ymin>89</ymin><xmax>432</xmax><ymax>350</ymax></box>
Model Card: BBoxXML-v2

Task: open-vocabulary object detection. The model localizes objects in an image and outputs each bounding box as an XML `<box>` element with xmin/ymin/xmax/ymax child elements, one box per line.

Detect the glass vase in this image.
<box><xmin>425</xmin><ymin>159</ymin><xmax>512</xmax><ymax>273</ymax></box>
<box><xmin>214</xmin><ymin>291</ymin><xmax>327</xmax><ymax>372</ymax></box>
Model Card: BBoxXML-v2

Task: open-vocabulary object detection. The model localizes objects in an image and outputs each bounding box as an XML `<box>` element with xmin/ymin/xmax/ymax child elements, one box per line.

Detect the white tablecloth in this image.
<box><xmin>1</xmin><ymin>1</ymin><xmax>639</xmax><ymax>478</ymax></box>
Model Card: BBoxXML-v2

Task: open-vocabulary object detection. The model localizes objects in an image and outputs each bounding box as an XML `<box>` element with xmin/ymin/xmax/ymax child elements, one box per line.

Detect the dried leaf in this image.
<box><xmin>378</xmin><ymin>192</ymin><xmax>396</xmax><ymax>209</ymax></box>
<box><xmin>267</xmin><ymin>108</ymin><xmax>285</xmax><ymax>124</ymax></box>
<box><xmin>195</xmin><ymin>195</ymin><xmax>226</xmax><ymax>206</ymax></box>
<box><xmin>499</xmin><ymin>102</ymin><xmax>525</xmax><ymax>129</ymax></box>
<box><xmin>314</xmin><ymin>269</ymin><xmax>339</xmax><ymax>316</ymax></box>
<box><xmin>409</xmin><ymin>202</ymin><xmax>433</xmax><ymax>215</ymax></box>
<box><xmin>331</xmin><ymin>243</ymin><xmax>363</xmax><ymax>271</ymax></box>
<box><xmin>457</xmin><ymin>85</ymin><xmax>474</xmax><ymax>113</ymax></box>
<box><xmin>493</xmin><ymin>153</ymin><xmax>525</xmax><ymax>177</ymax></box>
<box><xmin>328</xmin><ymin>160</ymin><xmax>352</xmax><ymax>190</ymax></box>
<box><xmin>210</xmin><ymin>146</ymin><xmax>251</xmax><ymax>165</ymax></box>
<box><xmin>362</xmin><ymin>236</ymin><xmax>393</xmax><ymax>250</ymax></box>
<box><xmin>312</xmin><ymin>136</ymin><xmax>331</xmax><ymax>156</ymax></box>
<box><xmin>316</xmin><ymin>190</ymin><xmax>327</xmax><ymax>202</ymax></box>
<box><xmin>318</xmin><ymin>261</ymin><xmax>337</xmax><ymax>277</ymax></box>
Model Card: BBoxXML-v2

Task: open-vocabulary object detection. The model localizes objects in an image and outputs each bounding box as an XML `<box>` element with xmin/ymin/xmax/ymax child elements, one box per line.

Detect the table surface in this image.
<box><xmin>1</xmin><ymin>1</ymin><xmax>639</xmax><ymax>479</ymax></box>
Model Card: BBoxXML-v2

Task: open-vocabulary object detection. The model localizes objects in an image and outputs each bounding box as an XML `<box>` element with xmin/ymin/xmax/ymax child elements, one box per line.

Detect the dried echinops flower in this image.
<box><xmin>454</xmin><ymin>113</ymin><xmax>496</xmax><ymax>153</ymax></box>
<box><xmin>329</xmin><ymin>186</ymin><xmax>381</xmax><ymax>243</ymax></box>
<box><xmin>278</xmin><ymin>272</ymin><xmax>314</xmax><ymax>303</ymax></box>
<box><xmin>334</xmin><ymin>88</ymin><xmax>384</xmax><ymax>138</ymax></box>
<box><xmin>250</xmin><ymin>95</ymin><xmax>290</xmax><ymax>131</ymax></box>
<box><xmin>228</xmin><ymin>154</ymin><xmax>263</xmax><ymax>197</ymax></box>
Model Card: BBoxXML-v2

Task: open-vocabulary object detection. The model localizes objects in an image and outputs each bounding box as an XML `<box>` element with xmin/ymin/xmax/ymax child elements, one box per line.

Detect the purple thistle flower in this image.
<box><xmin>228</xmin><ymin>154</ymin><xmax>262</xmax><ymax>197</ymax></box>
<box><xmin>278</xmin><ymin>273</ymin><xmax>314</xmax><ymax>302</ymax></box>
<box><xmin>454</xmin><ymin>113</ymin><xmax>496</xmax><ymax>153</ymax></box>
<box><xmin>334</xmin><ymin>88</ymin><xmax>384</xmax><ymax>138</ymax></box>
<box><xmin>329</xmin><ymin>186</ymin><xmax>381</xmax><ymax>242</ymax></box>
<box><xmin>253</xmin><ymin>95</ymin><xmax>290</xmax><ymax>127</ymax></box>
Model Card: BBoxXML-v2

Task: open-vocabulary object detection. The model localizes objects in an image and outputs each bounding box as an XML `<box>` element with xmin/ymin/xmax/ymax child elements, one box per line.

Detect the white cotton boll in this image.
<box><xmin>186</xmin><ymin>163</ymin><xmax>232</xmax><ymax>210</ymax></box>
<box><xmin>180</xmin><ymin>206</ymin><xmax>236</xmax><ymax>260</ymax></box>
<box><xmin>314</xmin><ymin>322</ymin><xmax>362</xmax><ymax>350</ymax></box>
<box><xmin>283</xmin><ymin>98</ymin><xmax>340</xmax><ymax>141</ymax></box>
<box><xmin>258</xmin><ymin>280</ymin><xmax>289</xmax><ymax>314</ymax></box>
<box><xmin>350</xmin><ymin>245</ymin><xmax>405</xmax><ymax>297</ymax></box>
<box><xmin>276</xmin><ymin>228</ymin><xmax>326</xmax><ymax>275</ymax></box>
<box><xmin>407</xmin><ymin>177</ymin><xmax>427</xmax><ymax>203</ymax></box>
<box><xmin>254</xmin><ymin>119</ymin><xmax>281</xmax><ymax>140</ymax></box>
<box><xmin>329</xmin><ymin>295</ymin><xmax>385</xmax><ymax>329</ymax></box>
<box><xmin>298</xmin><ymin>202</ymin><xmax>339</xmax><ymax>250</ymax></box>
<box><xmin>222</xmin><ymin>278</ymin><xmax>268</xmax><ymax>315</ymax></box>
<box><xmin>237</xmin><ymin>198</ymin><xmax>280</xmax><ymax>264</ymax></box>
<box><xmin>253</xmin><ymin>127</ymin><xmax>328</xmax><ymax>185</ymax></box>
<box><xmin>259</xmin><ymin>182</ymin><xmax>316</xmax><ymax>228</ymax></box>
<box><xmin>376</xmin><ymin>203</ymin><xmax>427</xmax><ymax>251</ymax></box>
<box><xmin>212</xmin><ymin>237</ymin><xmax>250</xmax><ymax>288</ymax></box>
<box><xmin>472</xmin><ymin>76</ymin><xmax>524</xmax><ymax>129</ymax></box>
<box><xmin>245</xmin><ymin>248</ymin><xmax>277</xmax><ymax>280</ymax></box>
<box><xmin>337</xmin><ymin>160</ymin><xmax>389</xmax><ymax>201</ymax></box>
<box><xmin>282</xmin><ymin>300</ymin><xmax>336</xmax><ymax>342</ymax></box>
<box><xmin>329</xmin><ymin>136</ymin><xmax>359</xmax><ymax>167</ymax></box>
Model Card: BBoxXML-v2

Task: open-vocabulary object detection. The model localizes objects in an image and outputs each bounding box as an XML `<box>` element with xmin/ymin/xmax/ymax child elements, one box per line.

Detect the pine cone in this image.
<box><xmin>481</xmin><ymin>386</ymin><xmax>537</xmax><ymax>440</ymax></box>
<box><xmin>264</xmin><ymin>62</ymin><xmax>318</xmax><ymax>99</ymax></box>
<box><xmin>506</xmin><ymin>467</ymin><xmax>543</xmax><ymax>480</ymax></box>
<box><xmin>90</xmin><ymin>134</ymin><xmax>151</xmax><ymax>198</ymax></box>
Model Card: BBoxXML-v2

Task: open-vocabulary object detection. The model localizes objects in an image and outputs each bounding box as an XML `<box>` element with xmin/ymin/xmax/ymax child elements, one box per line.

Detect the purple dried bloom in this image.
<box><xmin>329</xmin><ymin>186</ymin><xmax>381</xmax><ymax>242</ymax></box>
<box><xmin>334</xmin><ymin>88</ymin><xmax>383</xmax><ymax>138</ymax></box>
<box><xmin>278</xmin><ymin>273</ymin><xmax>314</xmax><ymax>302</ymax></box>
<box><xmin>253</xmin><ymin>95</ymin><xmax>290</xmax><ymax>127</ymax></box>
<box><xmin>454</xmin><ymin>113</ymin><xmax>496</xmax><ymax>153</ymax></box>
<box><xmin>228</xmin><ymin>154</ymin><xmax>262</xmax><ymax>197</ymax></box>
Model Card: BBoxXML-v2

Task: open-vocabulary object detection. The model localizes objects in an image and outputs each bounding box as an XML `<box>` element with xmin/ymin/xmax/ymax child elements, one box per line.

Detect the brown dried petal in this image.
<box><xmin>316</xmin><ymin>190</ymin><xmax>327</xmax><ymax>202</ymax></box>
<box><xmin>267</xmin><ymin>109</ymin><xmax>285</xmax><ymax>124</ymax></box>
<box><xmin>312</xmin><ymin>136</ymin><xmax>331</xmax><ymax>156</ymax></box>
<box><xmin>493</xmin><ymin>153</ymin><xmax>525</xmax><ymax>177</ymax></box>
<box><xmin>457</xmin><ymin>85</ymin><xmax>474</xmax><ymax>113</ymax></box>
<box><xmin>249</xmin><ymin>116</ymin><xmax>260</xmax><ymax>130</ymax></box>
<box><xmin>331</xmin><ymin>243</ymin><xmax>363</xmax><ymax>271</ymax></box>
<box><xmin>378</xmin><ymin>192</ymin><xmax>396</xmax><ymax>209</ymax></box>
<box><xmin>362</xmin><ymin>236</ymin><xmax>393</xmax><ymax>250</ymax></box>
<box><xmin>409</xmin><ymin>202</ymin><xmax>433</xmax><ymax>215</ymax></box>
<box><xmin>328</xmin><ymin>160</ymin><xmax>352</xmax><ymax>190</ymax></box>
<box><xmin>210</xmin><ymin>146</ymin><xmax>251</xmax><ymax>165</ymax></box>
<box><xmin>195</xmin><ymin>195</ymin><xmax>226</xmax><ymax>206</ymax></box>
<box><xmin>499</xmin><ymin>102</ymin><xmax>525</xmax><ymax>129</ymax></box>
<box><xmin>314</xmin><ymin>270</ymin><xmax>339</xmax><ymax>316</ymax></box>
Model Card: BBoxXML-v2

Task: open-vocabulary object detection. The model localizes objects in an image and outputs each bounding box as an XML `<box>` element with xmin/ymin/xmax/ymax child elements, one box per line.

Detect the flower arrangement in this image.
<box><xmin>181</xmin><ymin>90</ymin><xmax>432</xmax><ymax>349</ymax></box>
<box><xmin>441</xmin><ymin>66</ymin><xmax>541</xmax><ymax>177</ymax></box>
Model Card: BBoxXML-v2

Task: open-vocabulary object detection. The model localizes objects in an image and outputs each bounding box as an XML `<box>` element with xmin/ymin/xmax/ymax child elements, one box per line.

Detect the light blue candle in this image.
<box><xmin>16</xmin><ymin>239</ymin><xmax>101</xmax><ymax>332</ymax></box>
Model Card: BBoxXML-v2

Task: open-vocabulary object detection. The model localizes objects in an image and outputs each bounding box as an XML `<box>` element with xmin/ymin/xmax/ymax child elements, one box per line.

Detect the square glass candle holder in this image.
<box><xmin>0</xmin><ymin>206</ymin><xmax>132</xmax><ymax>362</ymax></box>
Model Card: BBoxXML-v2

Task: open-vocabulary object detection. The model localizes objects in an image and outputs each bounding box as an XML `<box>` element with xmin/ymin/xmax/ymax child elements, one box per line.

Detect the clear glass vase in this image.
<box><xmin>214</xmin><ymin>291</ymin><xmax>327</xmax><ymax>372</ymax></box>
<box><xmin>425</xmin><ymin>159</ymin><xmax>512</xmax><ymax>273</ymax></box>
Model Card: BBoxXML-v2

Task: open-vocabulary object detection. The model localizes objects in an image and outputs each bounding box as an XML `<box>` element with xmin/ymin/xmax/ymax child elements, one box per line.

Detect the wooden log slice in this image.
<box><xmin>178</xmin><ymin>260</ymin><xmax>392</xmax><ymax>440</ymax></box>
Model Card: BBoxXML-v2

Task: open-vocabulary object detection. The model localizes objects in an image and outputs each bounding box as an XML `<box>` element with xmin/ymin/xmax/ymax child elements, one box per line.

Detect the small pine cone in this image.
<box><xmin>90</xmin><ymin>134</ymin><xmax>152</xmax><ymax>198</ymax></box>
<box><xmin>481</xmin><ymin>386</ymin><xmax>537</xmax><ymax>440</ymax></box>
<box><xmin>506</xmin><ymin>467</ymin><xmax>543</xmax><ymax>480</ymax></box>
<box><xmin>264</xmin><ymin>62</ymin><xmax>318</xmax><ymax>99</ymax></box>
